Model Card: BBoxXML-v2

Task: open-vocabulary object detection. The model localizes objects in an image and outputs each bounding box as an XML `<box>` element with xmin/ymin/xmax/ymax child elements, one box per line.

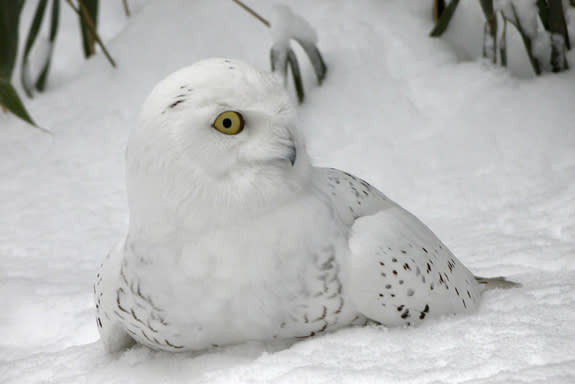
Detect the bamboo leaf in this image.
<box><xmin>500</xmin><ymin>13</ymin><xmax>508</xmax><ymax>67</ymax></box>
<box><xmin>548</xmin><ymin>0</ymin><xmax>569</xmax><ymax>71</ymax></box>
<box><xmin>35</xmin><ymin>0</ymin><xmax>61</xmax><ymax>92</ymax></box>
<box><xmin>122</xmin><ymin>0</ymin><xmax>130</xmax><ymax>17</ymax></box>
<box><xmin>505</xmin><ymin>4</ymin><xmax>541</xmax><ymax>75</ymax></box>
<box><xmin>20</xmin><ymin>0</ymin><xmax>49</xmax><ymax>97</ymax></box>
<box><xmin>0</xmin><ymin>78</ymin><xmax>38</xmax><ymax>127</ymax></box>
<box><xmin>479</xmin><ymin>0</ymin><xmax>497</xmax><ymax>63</ymax></box>
<box><xmin>548</xmin><ymin>0</ymin><xmax>570</xmax><ymax>49</ymax></box>
<box><xmin>272</xmin><ymin>44</ymin><xmax>305</xmax><ymax>103</ymax></box>
<box><xmin>270</xmin><ymin>48</ymin><xmax>277</xmax><ymax>72</ymax></box>
<box><xmin>293</xmin><ymin>38</ymin><xmax>327</xmax><ymax>85</ymax></box>
<box><xmin>429</xmin><ymin>0</ymin><xmax>460</xmax><ymax>37</ymax></box>
<box><xmin>536</xmin><ymin>0</ymin><xmax>550</xmax><ymax>30</ymax></box>
<box><xmin>433</xmin><ymin>0</ymin><xmax>446</xmax><ymax>24</ymax></box>
<box><xmin>287</xmin><ymin>48</ymin><xmax>304</xmax><ymax>103</ymax></box>
<box><xmin>78</xmin><ymin>0</ymin><xmax>99</xmax><ymax>58</ymax></box>
<box><xmin>0</xmin><ymin>0</ymin><xmax>25</xmax><ymax>80</ymax></box>
<box><xmin>66</xmin><ymin>0</ymin><xmax>116</xmax><ymax>67</ymax></box>
<box><xmin>270</xmin><ymin>43</ymin><xmax>288</xmax><ymax>79</ymax></box>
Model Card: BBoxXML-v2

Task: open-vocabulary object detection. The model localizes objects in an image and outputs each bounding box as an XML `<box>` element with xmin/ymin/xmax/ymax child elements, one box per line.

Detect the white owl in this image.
<box><xmin>95</xmin><ymin>58</ymin><xmax>518</xmax><ymax>353</ymax></box>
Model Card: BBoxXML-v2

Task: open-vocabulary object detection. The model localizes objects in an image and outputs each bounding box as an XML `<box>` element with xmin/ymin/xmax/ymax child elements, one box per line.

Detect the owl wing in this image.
<box><xmin>315</xmin><ymin>167</ymin><xmax>395</xmax><ymax>225</ymax></box>
<box><xmin>316</xmin><ymin>168</ymin><xmax>481</xmax><ymax>327</ymax></box>
<box><xmin>94</xmin><ymin>241</ymin><xmax>136</xmax><ymax>352</ymax></box>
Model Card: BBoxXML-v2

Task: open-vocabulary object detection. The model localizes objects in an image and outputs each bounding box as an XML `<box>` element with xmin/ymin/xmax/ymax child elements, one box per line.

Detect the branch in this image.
<box><xmin>232</xmin><ymin>0</ymin><xmax>270</xmax><ymax>27</ymax></box>
<box><xmin>122</xmin><ymin>0</ymin><xmax>130</xmax><ymax>17</ymax></box>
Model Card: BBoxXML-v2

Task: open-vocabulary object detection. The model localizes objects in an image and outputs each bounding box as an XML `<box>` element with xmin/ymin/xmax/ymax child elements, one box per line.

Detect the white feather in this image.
<box><xmin>95</xmin><ymin>58</ymin><xmax>516</xmax><ymax>353</ymax></box>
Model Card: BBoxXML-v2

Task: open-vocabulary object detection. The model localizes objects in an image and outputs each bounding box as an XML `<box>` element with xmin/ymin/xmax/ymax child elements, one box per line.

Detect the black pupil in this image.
<box><xmin>222</xmin><ymin>118</ymin><xmax>232</xmax><ymax>129</ymax></box>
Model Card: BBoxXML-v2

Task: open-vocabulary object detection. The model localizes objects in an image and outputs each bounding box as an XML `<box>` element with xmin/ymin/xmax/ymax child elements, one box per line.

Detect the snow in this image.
<box><xmin>495</xmin><ymin>0</ymin><xmax>539</xmax><ymax>38</ymax></box>
<box><xmin>270</xmin><ymin>4</ymin><xmax>318</xmax><ymax>46</ymax></box>
<box><xmin>1</xmin><ymin>0</ymin><xmax>575</xmax><ymax>383</ymax></box>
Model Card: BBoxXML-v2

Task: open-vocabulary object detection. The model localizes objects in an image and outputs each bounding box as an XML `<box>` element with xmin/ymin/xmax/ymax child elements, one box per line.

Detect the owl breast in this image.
<box><xmin>112</xmin><ymin>191</ymin><xmax>360</xmax><ymax>351</ymax></box>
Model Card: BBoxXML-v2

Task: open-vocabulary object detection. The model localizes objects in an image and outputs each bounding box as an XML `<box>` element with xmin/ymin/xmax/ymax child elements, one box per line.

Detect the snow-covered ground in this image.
<box><xmin>1</xmin><ymin>1</ymin><xmax>574</xmax><ymax>383</ymax></box>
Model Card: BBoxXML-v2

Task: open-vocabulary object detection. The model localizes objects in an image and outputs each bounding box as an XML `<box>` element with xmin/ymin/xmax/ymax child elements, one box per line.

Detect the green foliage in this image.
<box><xmin>270</xmin><ymin>40</ymin><xmax>327</xmax><ymax>104</ymax></box>
<box><xmin>293</xmin><ymin>38</ymin><xmax>327</xmax><ymax>86</ymax></box>
<box><xmin>430</xmin><ymin>0</ymin><xmax>460</xmax><ymax>37</ymax></box>
<box><xmin>479</xmin><ymin>0</ymin><xmax>497</xmax><ymax>64</ymax></box>
<box><xmin>501</xmin><ymin>0</ymin><xmax>570</xmax><ymax>74</ymax></box>
<box><xmin>504</xmin><ymin>4</ymin><xmax>542</xmax><ymax>75</ymax></box>
<box><xmin>35</xmin><ymin>0</ymin><xmax>60</xmax><ymax>92</ymax></box>
<box><xmin>547</xmin><ymin>0</ymin><xmax>570</xmax><ymax>71</ymax></box>
<box><xmin>0</xmin><ymin>0</ymin><xmax>25</xmax><ymax>80</ymax></box>
<box><xmin>536</xmin><ymin>0</ymin><xmax>550</xmax><ymax>30</ymax></box>
<box><xmin>430</xmin><ymin>0</ymin><xmax>572</xmax><ymax>75</ymax></box>
<box><xmin>499</xmin><ymin>16</ymin><xmax>508</xmax><ymax>67</ymax></box>
<box><xmin>78</xmin><ymin>0</ymin><xmax>99</xmax><ymax>58</ymax></box>
<box><xmin>233</xmin><ymin>0</ymin><xmax>327</xmax><ymax>104</ymax></box>
<box><xmin>0</xmin><ymin>78</ymin><xmax>38</xmax><ymax>128</ymax></box>
<box><xmin>66</xmin><ymin>0</ymin><xmax>116</xmax><ymax>67</ymax></box>
<box><xmin>20</xmin><ymin>0</ymin><xmax>58</xmax><ymax>97</ymax></box>
<box><xmin>1</xmin><ymin>0</ymin><xmax>115</xmax><ymax>128</ymax></box>
<box><xmin>0</xmin><ymin>0</ymin><xmax>36</xmax><ymax>128</ymax></box>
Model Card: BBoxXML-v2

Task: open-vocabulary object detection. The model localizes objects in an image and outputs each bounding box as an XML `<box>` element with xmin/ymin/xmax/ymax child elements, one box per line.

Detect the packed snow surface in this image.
<box><xmin>1</xmin><ymin>1</ymin><xmax>574</xmax><ymax>383</ymax></box>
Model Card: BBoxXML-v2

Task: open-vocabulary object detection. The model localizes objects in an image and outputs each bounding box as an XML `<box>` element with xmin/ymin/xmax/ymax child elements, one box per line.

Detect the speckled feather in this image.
<box><xmin>95</xmin><ymin>58</ymin><xmax>518</xmax><ymax>353</ymax></box>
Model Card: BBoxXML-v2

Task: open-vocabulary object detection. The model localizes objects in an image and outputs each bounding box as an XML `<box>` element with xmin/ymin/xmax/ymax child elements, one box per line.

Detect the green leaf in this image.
<box><xmin>287</xmin><ymin>48</ymin><xmax>304</xmax><ymax>103</ymax></box>
<box><xmin>479</xmin><ymin>0</ymin><xmax>497</xmax><ymax>63</ymax></box>
<box><xmin>36</xmin><ymin>0</ymin><xmax>61</xmax><ymax>92</ymax></box>
<box><xmin>504</xmin><ymin>4</ymin><xmax>541</xmax><ymax>75</ymax></box>
<box><xmin>270</xmin><ymin>44</ymin><xmax>304</xmax><ymax>103</ymax></box>
<box><xmin>548</xmin><ymin>0</ymin><xmax>570</xmax><ymax>71</ymax></box>
<box><xmin>434</xmin><ymin>0</ymin><xmax>446</xmax><ymax>23</ymax></box>
<box><xmin>79</xmin><ymin>0</ymin><xmax>99</xmax><ymax>58</ymax></box>
<box><xmin>293</xmin><ymin>38</ymin><xmax>327</xmax><ymax>85</ymax></box>
<box><xmin>0</xmin><ymin>78</ymin><xmax>38</xmax><ymax>127</ymax></box>
<box><xmin>548</xmin><ymin>0</ymin><xmax>570</xmax><ymax>49</ymax></box>
<box><xmin>270</xmin><ymin>43</ymin><xmax>288</xmax><ymax>77</ymax></box>
<box><xmin>67</xmin><ymin>0</ymin><xmax>115</xmax><ymax>67</ymax></box>
<box><xmin>536</xmin><ymin>0</ymin><xmax>550</xmax><ymax>30</ymax></box>
<box><xmin>21</xmin><ymin>0</ymin><xmax>49</xmax><ymax>97</ymax></box>
<box><xmin>429</xmin><ymin>0</ymin><xmax>460</xmax><ymax>37</ymax></box>
<box><xmin>499</xmin><ymin>13</ymin><xmax>508</xmax><ymax>67</ymax></box>
<box><xmin>0</xmin><ymin>0</ymin><xmax>25</xmax><ymax>80</ymax></box>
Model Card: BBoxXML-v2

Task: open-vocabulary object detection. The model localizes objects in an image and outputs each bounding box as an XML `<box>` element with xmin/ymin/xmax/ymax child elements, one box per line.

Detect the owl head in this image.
<box><xmin>126</xmin><ymin>58</ymin><xmax>312</xmax><ymax>227</ymax></box>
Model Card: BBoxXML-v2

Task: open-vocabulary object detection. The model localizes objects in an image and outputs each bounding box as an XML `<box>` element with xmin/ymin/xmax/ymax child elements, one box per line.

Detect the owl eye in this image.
<box><xmin>212</xmin><ymin>111</ymin><xmax>244</xmax><ymax>135</ymax></box>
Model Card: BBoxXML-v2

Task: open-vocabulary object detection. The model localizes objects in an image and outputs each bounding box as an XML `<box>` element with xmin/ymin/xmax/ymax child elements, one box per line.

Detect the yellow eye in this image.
<box><xmin>212</xmin><ymin>111</ymin><xmax>244</xmax><ymax>135</ymax></box>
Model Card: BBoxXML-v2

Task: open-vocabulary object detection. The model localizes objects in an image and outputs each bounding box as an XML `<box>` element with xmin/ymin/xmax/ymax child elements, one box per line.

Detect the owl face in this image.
<box><xmin>127</xmin><ymin>59</ymin><xmax>311</xmax><ymax>221</ymax></box>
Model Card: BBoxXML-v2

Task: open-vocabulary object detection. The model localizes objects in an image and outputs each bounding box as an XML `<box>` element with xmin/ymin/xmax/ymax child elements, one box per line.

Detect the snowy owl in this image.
<box><xmin>95</xmin><ymin>58</ymin><xmax>518</xmax><ymax>353</ymax></box>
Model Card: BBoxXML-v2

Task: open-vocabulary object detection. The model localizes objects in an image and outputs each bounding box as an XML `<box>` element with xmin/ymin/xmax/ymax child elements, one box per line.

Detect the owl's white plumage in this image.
<box><xmin>95</xmin><ymin>58</ymin><xmax>516</xmax><ymax>353</ymax></box>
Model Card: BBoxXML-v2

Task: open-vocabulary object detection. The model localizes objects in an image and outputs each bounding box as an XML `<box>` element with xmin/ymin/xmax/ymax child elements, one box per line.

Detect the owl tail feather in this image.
<box><xmin>475</xmin><ymin>276</ymin><xmax>522</xmax><ymax>292</ymax></box>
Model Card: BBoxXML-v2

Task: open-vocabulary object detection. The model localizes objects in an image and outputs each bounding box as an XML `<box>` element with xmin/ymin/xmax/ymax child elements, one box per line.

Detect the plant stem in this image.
<box><xmin>79</xmin><ymin>0</ymin><xmax>95</xmax><ymax>56</ymax></box>
<box><xmin>429</xmin><ymin>0</ymin><xmax>460</xmax><ymax>37</ymax></box>
<box><xmin>433</xmin><ymin>0</ymin><xmax>445</xmax><ymax>23</ymax></box>
<box><xmin>122</xmin><ymin>0</ymin><xmax>130</xmax><ymax>17</ymax></box>
<box><xmin>65</xmin><ymin>0</ymin><xmax>116</xmax><ymax>67</ymax></box>
<box><xmin>548</xmin><ymin>0</ymin><xmax>569</xmax><ymax>71</ymax></box>
<box><xmin>231</xmin><ymin>0</ymin><xmax>270</xmax><ymax>28</ymax></box>
<box><xmin>549</xmin><ymin>0</ymin><xmax>570</xmax><ymax>49</ymax></box>
<box><xmin>509</xmin><ymin>4</ymin><xmax>541</xmax><ymax>75</ymax></box>
<box><xmin>479</xmin><ymin>0</ymin><xmax>497</xmax><ymax>63</ymax></box>
<box><xmin>500</xmin><ymin>13</ymin><xmax>507</xmax><ymax>67</ymax></box>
